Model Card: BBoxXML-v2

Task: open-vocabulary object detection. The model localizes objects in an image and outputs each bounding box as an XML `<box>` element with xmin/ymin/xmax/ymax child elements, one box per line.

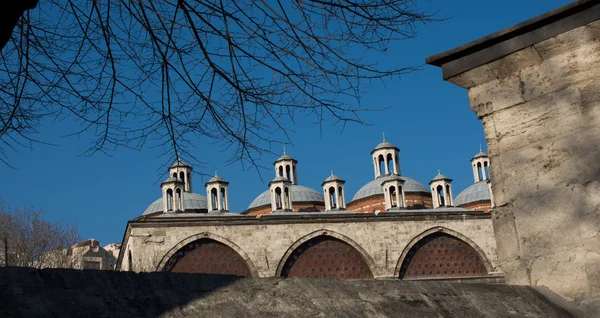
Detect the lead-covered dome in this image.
<box><xmin>248</xmin><ymin>185</ymin><xmax>324</xmax><ymax>209</ymax></box>
<box><xmin>143</xmin><ymin>192</ymin><xmax>208</xmax><ymax>215</ymax></box>
<box><xmin>351</xmin><ymin>175</ymin><xmax>429</xmax><ymax>202</ymax></box>
<box><xmin>454</xmin><ymin>182</ymin><xmax>491</xmax><ymax>206</ymax></box>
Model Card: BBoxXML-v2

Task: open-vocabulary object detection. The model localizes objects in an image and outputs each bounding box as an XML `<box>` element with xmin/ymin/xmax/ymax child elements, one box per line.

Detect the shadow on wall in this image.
<box><xmin>0</xmin><ymin>267</ymin><xmax>582</xmax><ymax>317</ymax></box>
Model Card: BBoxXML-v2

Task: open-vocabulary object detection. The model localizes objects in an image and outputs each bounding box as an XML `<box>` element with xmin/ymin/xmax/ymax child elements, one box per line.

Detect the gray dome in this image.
<box><xmin>373</xmin><ymin>141</ymin><xmax>397</xmax><ymax>151</ymax></box>
<box><xmin>472</xmin><ymin>151</ymin><xmax>488</xmax><ymax>160</ymax></box>
<box><xmin>430</xmin><ymin>173</ymin><xmax>451</xmax><ymax>182</ymax></box>
<box><xmin>323</xmin><ymin>174</ymin><xmax>344</xmax><ymax>183</ymax></box>
<box><xmin>206</xmin><ymin>176</ymin><xmax>227</xmax><ymax>183</ymax></box>
<box><xmin>351</xmin><ymin>175</ymin><xmax>430</xmax><ymax>202</ymax></box>
<box><xmin>454</xmin><ymin>182</ymin><xmax>491</xmax><ymax>206</ymax></box>
<box><xmin>142</xmin><ymin>192</ymin><xmax>208</xmax><ymax>215</ymax></box>
<box><xmin>247</xmin><ymin>185</ymin><xmax>324</xmax><ymax>209</ymax></box>
<box><xmin>170</xmin><ymin>160</ymin><xmax>191</xmax><ymax>168</ymax></box>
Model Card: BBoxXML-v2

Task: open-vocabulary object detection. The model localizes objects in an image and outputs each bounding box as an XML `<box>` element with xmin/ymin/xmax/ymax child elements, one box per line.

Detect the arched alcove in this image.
<box><xmin>396</xmin><ymin>229</ymin><xmax>491</xmax><ymax>280</ymax></box>
<box><xmin>278</xmin><ymin>232</ymin><xmax>374</xmax><ymax>279</ymax></box>
<box><xmin>162</xmin><ymin>238</ymin><xmax>253</xmax><ymax>277</ymax></box>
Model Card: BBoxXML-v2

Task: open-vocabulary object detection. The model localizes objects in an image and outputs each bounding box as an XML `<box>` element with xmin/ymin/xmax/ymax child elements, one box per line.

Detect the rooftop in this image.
<box><xmin>426</xmin><ymin>0</ymin><xmax>600</xmax><ymax>80</ymax></box>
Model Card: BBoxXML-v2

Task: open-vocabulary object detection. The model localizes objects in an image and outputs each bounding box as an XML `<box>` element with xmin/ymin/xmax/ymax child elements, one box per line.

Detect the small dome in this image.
<box><xmin>323</xmin><ymin>174</ymin><xmax>344</xmax><ymax>182</ymax></box>
<box><xmin>472</xmin><ymin>151</ymin><xmax>488</xmax><ymax>160</ymax></box>
<box><xmin>269</xmin><ymin>176</ymin><xmax>290</xmax><ymax>183</ymax></box>
<box><xmin>142</xmin><ymin>192</ymin><xmax>208</xmax><ymax>215</ymax></box>
<box><xmin>247</xmin><ymin>185</ymin><xmax>324</xmax><ymax>209</ymax></box>
<box><xmin>161</xmin><ymin>176</ymin><xmax>182</xmax><ymax>184</ymax></box>
<box><xmin>454</xmin><ymin>182</ymin><xmax>491</xmax><ymax>206</ymax></box>
<box><xmin>351</xmin><ymin>175</ymin><xmax>429</xmax><ymax>202</ymax></box>
<box><xmin>207</xmin><ymin>176</ymin><xmax>227</xmax><ymax>183</ymax></box>
<box><xmin>430</xmin><ymin>173</ymin><xmax>451</xmax><ymax>182</ymax></box>
<box><xmin>373</xmin><ymin>141</ymin><xmax>397</xmax><ymax>151</ymax></box>
<box><xmin>274</xmin><ymin>154</ymin><xmax>297</xmax><ymax>164</ymax></box>
<box><xmin>170</xmin><ymin>160</ymin><xmax>192</xmax><ymax>168</ymax></box>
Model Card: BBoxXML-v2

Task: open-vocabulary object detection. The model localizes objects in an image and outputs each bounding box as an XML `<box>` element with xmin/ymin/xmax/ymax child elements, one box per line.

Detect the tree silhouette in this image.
<box><xmin>0</xmin><ymin>1</ymin><xmax>435</xmax><ymax>168</ymax></box>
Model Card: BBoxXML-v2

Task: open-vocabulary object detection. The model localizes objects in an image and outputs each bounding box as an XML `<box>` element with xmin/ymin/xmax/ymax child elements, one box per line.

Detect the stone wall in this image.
<box><xmin>426</xmin><ymin>0</ymin><xmax>600</xmax><ymax>308</ymax></box>
<box><xmin>118</xmin><ymin>211</ymin><xmax>500</xmax><ymax>279</ymax></box>
<box><xmin>0</xmin><ymin>267</ymin><xmax>582</xmax><ymax>317</ymax></box>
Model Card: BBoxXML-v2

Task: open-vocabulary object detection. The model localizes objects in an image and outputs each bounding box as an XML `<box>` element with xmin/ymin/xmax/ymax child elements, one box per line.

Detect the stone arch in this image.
<box><xmin>394</xmin><ymin>226</ymin><xmax>493</xmax><ymax>278</ymax></box>
<box><xmin>275</xmin><ymin>229</ymin><xmax>376</xmax><ymax>278</ymax></box>
<box><xmin>156</xmin><ymin>232</ymin><xmax>259</xmax><ymax>277</ymax></box>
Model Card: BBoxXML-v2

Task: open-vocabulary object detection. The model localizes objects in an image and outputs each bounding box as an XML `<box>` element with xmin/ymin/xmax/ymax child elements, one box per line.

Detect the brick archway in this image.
<box><xmin>157</xmin><ymin>232</ymin><xmax>258</xmax><ymax>277</ymax></box>
<box><xmin>276</xmin><ymin>230</ymin><xmax>375</xmax><ymax>279</ymax></box>
<box><xmin>395</xmin><ymin>227</ymin><xmax>492</xmax><ymax>280</ymax></box>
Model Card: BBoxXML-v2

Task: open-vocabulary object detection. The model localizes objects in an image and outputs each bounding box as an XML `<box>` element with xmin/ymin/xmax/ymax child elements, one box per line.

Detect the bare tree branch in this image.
<box><xmin>0</xmin><ymin>0</ymin><xmax>438</xmax><ymax>172</ymax></box>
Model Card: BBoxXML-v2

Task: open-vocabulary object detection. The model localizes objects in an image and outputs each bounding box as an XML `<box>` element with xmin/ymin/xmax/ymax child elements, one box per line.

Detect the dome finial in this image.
<box><xmin>283</xmin><ymin>145</ymin><xmax>287</xmax><ymax>155</ymax></box>
<box><xmin>382</xmin><ymin>132</ymin><xmax>386</xmax><ymax>142</ymax></box>
<box><xmin>479</xmin><ymin>143</ymin><xmax>482</xmax><ymax>152</ymax></box>
<box><xmin>214</xmin><ymin>171</ymin><xmax>218</xmax><ymax>177</ymax></box>
<box><xmin>438</xmin><ymin>169</ymin><xmax>441</xmax><ymax>175</ymax></box>
<box><xmin>331</xmin><ymin>170</ymin><xmax>334</xmax><ymax>176</ymax></box>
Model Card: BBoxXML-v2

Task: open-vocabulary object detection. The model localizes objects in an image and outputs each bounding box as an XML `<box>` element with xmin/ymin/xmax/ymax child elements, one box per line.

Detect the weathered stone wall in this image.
<box><xmin>119</xmin><ymin>212</ymin><xmax>500</xmax><ymax>279</ymax></box>
<box><xmin>427</xmin><ymin>3</ymin><xmax>600</xmax><ymax>308</ymax></box>
<box><xmin>0</xmin><ymin>267</ymin><xmax>582</xmax><ymax>317</ymax></box>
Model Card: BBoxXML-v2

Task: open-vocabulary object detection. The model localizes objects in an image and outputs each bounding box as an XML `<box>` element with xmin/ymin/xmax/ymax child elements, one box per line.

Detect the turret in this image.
<box><xmin>169</xmin><ymin>160</ymin><xmax>193</xmax><ymax>192</ymax></box>
<box><xmin>371</xmin><ymin>133</ymin><xmax>400</xmax><ymax>178</ymax></box>
<box><xmin>269</xmin><ymin>176</ymin><xmax>292</xmax><ymax>212</ymax></box>
<box><xmin>161</xmin><ymin>177</ymin><xmax>185</xmax><ymax>212</ymax></box>
<box><xmin>322</xmin><ymin>172</ymin><xmax>346</xmax><ymax>211</ymax></box>
<box><xmin>381</xmin><ymin>174</ymin><xmax>406</xmax><ymax>210</ymax></box>
<box><xmin>205</xmin><ymin>173</ymin><xmax>229</xmax><ymax>212</ymax></box>
<box><xmin>471</xmin><ymin>147</ymin><xmax>490</xmax><ymax>183</ymax></box>
<box><xmin>274</xmin><ymin>147</ymin><xmax>298</xmax><ymax>185</ymax></box>
<box><xmin>429</xmin><ymin>171</ymin><xmax>454</xmax><ymax>208</ymax></box>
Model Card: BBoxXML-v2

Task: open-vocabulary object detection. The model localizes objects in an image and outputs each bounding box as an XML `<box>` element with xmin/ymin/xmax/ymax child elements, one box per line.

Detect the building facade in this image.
<box><xmin>117</xmin><ymin>140</ymin><xmax>500</xmax><ymax>281</ymax></box>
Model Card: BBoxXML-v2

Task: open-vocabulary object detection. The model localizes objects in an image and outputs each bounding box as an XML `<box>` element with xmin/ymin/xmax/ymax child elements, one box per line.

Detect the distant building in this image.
<box><xmin>117</xmin><ymin>139</ymin><xmax>500</xmax><ymax>282</ymax></box>
<box><xmin>41</xmin><ymin>239</ymin><xmax>119</xmax><ymax>270</ymax></box>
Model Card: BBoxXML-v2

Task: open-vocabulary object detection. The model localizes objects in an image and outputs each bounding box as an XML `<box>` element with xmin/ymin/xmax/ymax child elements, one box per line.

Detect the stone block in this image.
<box><xmin>489</xmin><ymin>47</ymin><xmax>543</xmax><ymax>80</ymax></box>
<box><xmin>468</xmin><ymin>75</ymin><xmax>524</xmax><ymax>117</ymax></box>
<box><xmin>530</xmin><ymin>247</ymin><xmax>591</xmax><ymax>302</ymax></box>
<box><xmin>534</xmin><ymin>20</ymin><xmax>600</xmax><ymax>61</ymax></box>
<box><xmin>491</xmin><ymin>208</ymin><xmax>520</xmax><ymax>261</ymax></box>
<box><xmin>520</xmin><ymin>41</ymin><xmax>600</xmax><ymax>101</ymax></box>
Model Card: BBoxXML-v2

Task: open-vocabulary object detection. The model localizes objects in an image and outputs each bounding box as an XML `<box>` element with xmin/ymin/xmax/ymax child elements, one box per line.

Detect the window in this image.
<box><xmin>220</xmin><ymin>187</ymin><xmax>226</xmax><ymax>210</ymax></box>
<box><xmin>378</xmin><ymin>155</ymin><xmax>385</xmax><ymax>175</ymax></box>
<box><xmin>166</xmin><ymin>189</ymin><xmax>174</xmax><ymax>211</ymax></box>
<box><xmin>329</xmin><ymin>187</ymin><xmax>336</xmax><ymax>208</ymax></box>
<box><xmin>275</xmin><ymin>187</ymin><xmax>282</xmax><ymax>209</ymax></box>
<box><xmin>436</xmin><ymin>185</ymin><xmax>445</xmax><ymax>206</ymax></box>
<box><xmin>175</xmin><ymin>188</ymin><xmax>182</xmax><ymax>211</ymax></box>
<box><xmin>389</xmin><ymin>186</ymin><xmax>397</xmax><ymax>207</ymax></box>
<box><xmin>211</xmin><ymin>188</ymin><xmax>218</xmax><ymax>211</ymax></box>
<box><xmin>284</xmin><ymin>187</ymin><xmax>291</xmax><ymax>209</ymax></box>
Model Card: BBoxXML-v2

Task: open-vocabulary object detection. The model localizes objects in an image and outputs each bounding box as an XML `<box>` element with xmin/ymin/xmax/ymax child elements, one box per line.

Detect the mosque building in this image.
<box><xmin>117</xmin><ymin>139</ymin><xmax>501</xmax><ymax>282</ymax></box>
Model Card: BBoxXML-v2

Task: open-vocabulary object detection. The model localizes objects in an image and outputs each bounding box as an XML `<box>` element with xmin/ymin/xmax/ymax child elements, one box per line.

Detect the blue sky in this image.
<box><xmin>0</xmin><ymin>1</ymin><xmax>572</xmax><ymax>245</ymax></box>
